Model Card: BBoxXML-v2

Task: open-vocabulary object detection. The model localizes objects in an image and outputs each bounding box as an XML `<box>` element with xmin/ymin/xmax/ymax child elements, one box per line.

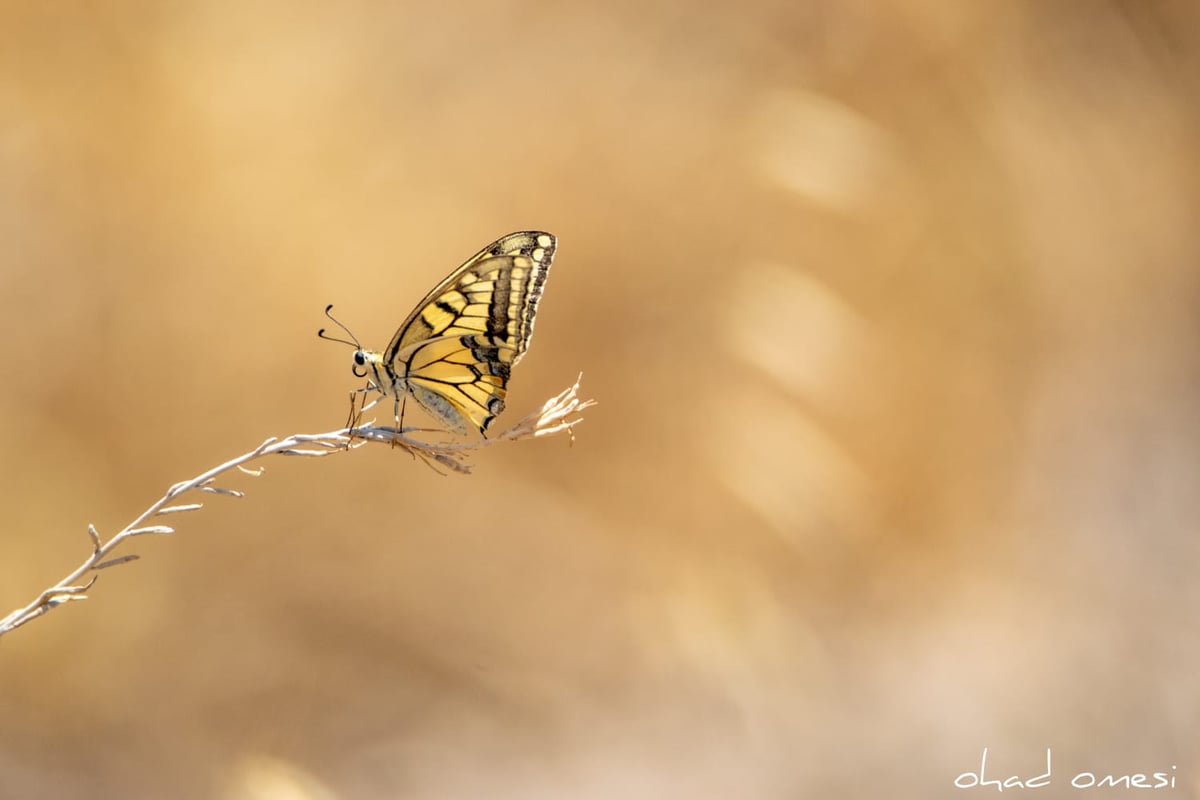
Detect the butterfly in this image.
<box><xmin>320</xmin><ymin>231</ymin><xmax>556</xmax><ymax>436</ymax></box>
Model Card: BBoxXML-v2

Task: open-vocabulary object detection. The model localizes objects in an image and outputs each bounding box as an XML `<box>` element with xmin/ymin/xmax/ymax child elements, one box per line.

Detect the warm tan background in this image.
<box><xmin>1</xmin><ymin>2</ymin><xmax>1197</xmax><ymax>798</ymax></box>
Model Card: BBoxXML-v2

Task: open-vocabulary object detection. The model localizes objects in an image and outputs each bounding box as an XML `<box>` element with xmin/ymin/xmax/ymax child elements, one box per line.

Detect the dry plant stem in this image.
<box><xmin>0</xmin><ymin>432</ymin><xmax>349</xmax><ymax>637</ymax></box>
<box><xmin>0</xmin><ymin>377</ymin><xmax>593</xmax><ymax>639</ymax></box>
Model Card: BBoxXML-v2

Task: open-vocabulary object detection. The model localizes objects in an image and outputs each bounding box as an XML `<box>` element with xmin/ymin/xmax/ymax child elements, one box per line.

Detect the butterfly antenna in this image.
<box><xmin>318</xmin><ymin>304</ymin><xmax>362</xmax><ymax>348</ymax></box>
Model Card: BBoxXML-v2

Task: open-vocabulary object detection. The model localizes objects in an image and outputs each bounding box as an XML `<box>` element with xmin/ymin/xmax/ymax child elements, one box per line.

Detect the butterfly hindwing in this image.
<box><xmin>397</xmin><ymin>334</ymin><xmax>518</xmax><ymax>434</ymax></box>
<box><xmin>382</xmin><ymin>231</ymin><xmax>555</xmax><ymax>434</ymax></box>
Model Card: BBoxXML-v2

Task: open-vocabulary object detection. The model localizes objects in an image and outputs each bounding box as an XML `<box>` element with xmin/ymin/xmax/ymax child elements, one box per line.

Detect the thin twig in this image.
<box><xmin>0</xmin><ymin>377</ymin><xmax>593</xmax><ymax>639</ymax></box>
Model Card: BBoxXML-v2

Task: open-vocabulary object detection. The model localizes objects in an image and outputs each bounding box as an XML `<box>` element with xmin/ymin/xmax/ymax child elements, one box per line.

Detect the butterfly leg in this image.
<box><xmin>343</xmin><ymin>391</ymin><xmax>362</xmax><ymax>446</ymax></box>
<box><xmin>390</xmin><ymin>394</ymin><xmax>403</xmax><ymax>448</ymax></box>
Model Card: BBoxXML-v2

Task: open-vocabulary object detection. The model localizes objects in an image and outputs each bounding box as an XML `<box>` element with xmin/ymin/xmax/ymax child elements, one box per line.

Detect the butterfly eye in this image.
<box><xmin>352</xmin><ymin>351</ymin><xmax>369</xmax><ymax>379</ymax></box>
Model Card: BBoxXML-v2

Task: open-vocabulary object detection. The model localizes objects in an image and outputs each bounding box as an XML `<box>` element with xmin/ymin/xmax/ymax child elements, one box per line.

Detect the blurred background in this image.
<box><xmin>0</xmin><ymin>2</ymin><xmax>1197</xmax><ymax>798</ymax></box>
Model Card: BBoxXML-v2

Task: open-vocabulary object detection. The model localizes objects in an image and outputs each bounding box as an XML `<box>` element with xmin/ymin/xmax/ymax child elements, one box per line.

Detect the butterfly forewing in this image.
<box><xmin>386</xmin><ymin>232</ymin><xmax>555</xmax><ymax>360</ymax></box>
<box><xmin>379</xmin><ymin>231</ymin><xmax>556</xmax><ymax>435</ymax></box>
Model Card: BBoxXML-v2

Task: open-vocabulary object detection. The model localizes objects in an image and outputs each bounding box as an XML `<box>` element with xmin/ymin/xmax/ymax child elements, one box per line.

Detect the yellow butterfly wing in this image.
<box><xmin>385</xmin><ymin>231</ymin><xmax>556</xmax><ymax>434</ymax></box>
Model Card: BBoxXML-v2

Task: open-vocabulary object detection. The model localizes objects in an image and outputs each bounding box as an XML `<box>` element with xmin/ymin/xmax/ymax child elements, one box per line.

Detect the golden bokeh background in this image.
<box><xmin>1</xmin><ymin>2</ymin><xmax>1198</xmax><ymax>798</ymax></box>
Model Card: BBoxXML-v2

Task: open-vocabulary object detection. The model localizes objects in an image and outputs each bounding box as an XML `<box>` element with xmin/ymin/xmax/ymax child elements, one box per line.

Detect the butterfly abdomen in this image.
<box><xmin>407</xmin><ymin>382</ymin><xmax>489</xmax><ymax>435</ymax></box>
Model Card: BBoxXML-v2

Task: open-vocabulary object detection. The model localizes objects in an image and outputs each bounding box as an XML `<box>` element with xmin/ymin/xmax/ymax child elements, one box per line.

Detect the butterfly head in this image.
<box><xmin>351</xmin><ymin>347</ymin><xmax>390</xmax><ymax>381</ymax></box>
